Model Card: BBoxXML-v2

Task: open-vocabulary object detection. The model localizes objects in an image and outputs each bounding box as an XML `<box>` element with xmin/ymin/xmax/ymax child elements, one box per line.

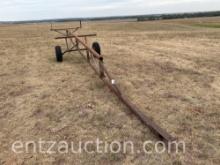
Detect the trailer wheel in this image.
<box><xmin>92</xmin><ymin>42</ymin><xmax>101</xmax><ymax>55</ymax></box>
<box><xmin>55</xmin><ymin>46</ymin><xmax>63</xmax><ymax>62</ymax></box>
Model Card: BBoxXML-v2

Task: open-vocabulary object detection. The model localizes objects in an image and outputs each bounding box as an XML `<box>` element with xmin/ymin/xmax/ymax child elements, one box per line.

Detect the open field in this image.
<box><xmin>0</xmin><ymin>17</ymin><xmax>220</xmax><ymax>164</ymax></box>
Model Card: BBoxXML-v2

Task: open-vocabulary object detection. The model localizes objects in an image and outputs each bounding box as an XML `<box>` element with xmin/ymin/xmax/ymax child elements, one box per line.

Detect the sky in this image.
<box><xmin>0</xmin><ymin>0</ymin><xmax>219</xmax><ymax>21</ymax></box>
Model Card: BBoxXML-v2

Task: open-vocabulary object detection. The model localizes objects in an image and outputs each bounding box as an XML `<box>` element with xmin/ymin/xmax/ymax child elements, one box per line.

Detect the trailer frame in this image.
<box><xmin>51</xmin><ymin>21</ymin><xmax>176</xmax><ymax>146</ymax></box>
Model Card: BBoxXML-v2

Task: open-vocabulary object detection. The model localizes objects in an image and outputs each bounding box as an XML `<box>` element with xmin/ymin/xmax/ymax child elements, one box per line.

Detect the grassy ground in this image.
<box><xmin>0</xmin><ymin>17</ymin><xmax>220</xmax><ymax>164</ymax></box>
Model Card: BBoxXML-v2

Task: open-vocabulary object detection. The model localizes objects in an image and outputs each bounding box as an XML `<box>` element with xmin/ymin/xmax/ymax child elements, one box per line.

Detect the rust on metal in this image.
<box><xmin>51</xmin><ymin>21</ymin><xmax>176</xmax><ymax>145</ymax></box>
<box><xmin>55</xmin><ymin>34</ymin><xmax>97</xmax><ymax>39</ymax></box>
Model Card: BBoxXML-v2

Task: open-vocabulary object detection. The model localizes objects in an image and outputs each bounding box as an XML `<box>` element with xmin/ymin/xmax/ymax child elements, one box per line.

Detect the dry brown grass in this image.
<box><xmin>0</xmin><ymin>17</ymin><xmax>220</xmax><ymax>164</ymax></box>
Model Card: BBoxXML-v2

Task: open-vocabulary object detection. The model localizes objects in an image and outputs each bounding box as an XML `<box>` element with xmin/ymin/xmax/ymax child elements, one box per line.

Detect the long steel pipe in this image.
<box><xmin>78</xmin><ymin>45</ymin><xmax>176</xmax><ymax>145</ymax></box>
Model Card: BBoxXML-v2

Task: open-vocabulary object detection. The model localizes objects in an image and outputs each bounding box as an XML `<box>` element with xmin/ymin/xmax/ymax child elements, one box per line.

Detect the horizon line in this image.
<box><xmin>0</xmin><ymin>10</ymin><xmax>220</xmax><ymax>23</ymax></box>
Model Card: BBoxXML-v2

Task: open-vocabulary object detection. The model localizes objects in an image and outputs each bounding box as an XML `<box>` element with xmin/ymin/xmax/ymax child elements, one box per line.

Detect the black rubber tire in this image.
<box><xmin>92</xmin><ymin>42</ymin><xmax>101</xmax><ymax>55</ymax></box>
<box><xmin>55</xmin><ymin>46</ymin><xmax>63</xmax><ymax>62</ymax></box>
